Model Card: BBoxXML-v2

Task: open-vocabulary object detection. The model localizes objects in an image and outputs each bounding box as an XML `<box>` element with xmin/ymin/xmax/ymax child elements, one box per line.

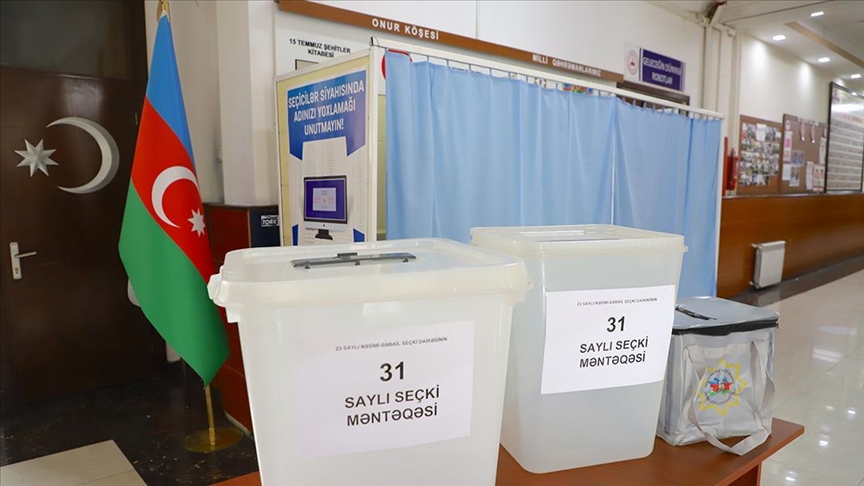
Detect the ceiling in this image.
<box><xmin>652</xmin><ymin>1</ymin><xmax>864</xmax><ymax>93</ymax></box>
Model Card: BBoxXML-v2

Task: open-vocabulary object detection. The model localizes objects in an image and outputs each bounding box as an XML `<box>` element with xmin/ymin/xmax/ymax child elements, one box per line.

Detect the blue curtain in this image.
<box><xmin>386</xmin><ymin>53</ymin><xmax>614</xmax><ymax>242</ymax></box>
<box><xmin>613</xmin><ymin>102</ymin><xmax>721</xmax><ymax>297</ymax></box>
<box><xmin>682</xmin><ymin>116</ymin><xmax>722</xmax><ymax>297</ymax></box>
<box><xmin>385</xmin><ymin>52</ymin><xmax>721</xmax><ymax>296</ymax></box>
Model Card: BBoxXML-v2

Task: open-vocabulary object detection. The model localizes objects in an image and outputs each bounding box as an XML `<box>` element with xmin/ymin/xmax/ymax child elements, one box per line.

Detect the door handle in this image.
<box><xmin>10</xmin><ymin>242</ymin><xmax>37</xmax><ymax>280</ymax></box>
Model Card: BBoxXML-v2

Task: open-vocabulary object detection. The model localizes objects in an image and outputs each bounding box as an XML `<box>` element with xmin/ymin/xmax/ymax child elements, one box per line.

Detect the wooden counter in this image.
<box><xmin>718</xmin><ymin>193</ymin><xmax>864</xmax><ymax>297</ymax></box>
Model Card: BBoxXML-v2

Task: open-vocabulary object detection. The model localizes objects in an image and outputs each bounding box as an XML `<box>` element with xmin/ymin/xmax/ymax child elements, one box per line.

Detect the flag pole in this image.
<box><xmin>205</xmin><ymin>385</ymin><xmax>217</xmax><ymax>445</ymax></box>
<box><xmin>147</xmin><ymin>0</ymin><xmax>240</xmax><ymax>452</ymax></box>
<box><xmin>182</xmin><ymin>384</ymin><xmax>243</xmax><ymax>452</ymax></box>
<box><xmin>156</xmin><ymin>0</ymin><xmax>170</xmax><ymax>20</ymax></box>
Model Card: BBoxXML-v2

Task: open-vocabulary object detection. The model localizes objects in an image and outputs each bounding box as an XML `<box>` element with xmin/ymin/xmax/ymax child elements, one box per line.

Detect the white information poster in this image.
<box><xmin>783</xmin><ymin>127</ymin><xmax>793</xmax><ymax>162</ymax></box>
<box><xmin>273</xmin><ymin>16</ymin><xmax>387</xmax><ymax>94</ymax></box>
<box><xmin>290</xmin><ymin>321</ymin><xmax>475</xmax><ymax>458</ymax></box>
<box><xmin>275</xmin><ymin>30</ymin><xmax>367</xmax><ymax>74</ymax></box>
<box><xmin>755</xmin><ymin>123</ymin><xmax>767</xmax><ymax>142</ymax></box>
<box><xmin>814</xmin><ymin>165</ymin><xmax>825</xmax><ymax>191</ymax></box>
<box><xmin>541</xmin><ymin>285</ymin><xmax>676</xmax><ymax>394</ymax></box>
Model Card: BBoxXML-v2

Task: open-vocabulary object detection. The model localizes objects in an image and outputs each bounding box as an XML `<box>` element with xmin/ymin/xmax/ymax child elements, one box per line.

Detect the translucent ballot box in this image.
<box><xmin>208</xmin><ymin>239</ymin><xmax>528</xmax><ymax>485</ymax></box>
<box><xmin>471</xmin><ymin>225</ymin><xmax>686</xmax><ymax>473</ymax></box>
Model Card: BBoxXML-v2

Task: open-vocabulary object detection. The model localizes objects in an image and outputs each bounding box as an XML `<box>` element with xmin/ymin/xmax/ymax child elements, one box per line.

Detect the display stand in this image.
<box><xmin>214</xmin><ymin>419</ymin><xmax>804</xmax><ymax>486</ymax></box>
<box><xmin>274</xmin><ymin>51</ymin><xmax>379</xmax><ymax>247</ymax></box>
<box><xmin>314</xmin><ymin>229</ymin><xmax>333</xmax><ymax>240</ymax></box>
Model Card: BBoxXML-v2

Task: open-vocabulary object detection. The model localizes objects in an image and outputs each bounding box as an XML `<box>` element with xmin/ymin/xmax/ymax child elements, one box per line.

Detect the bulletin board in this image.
<box><xmin>825</xmin><ymin>82</ymin><xmax>864</xmax><ymax>192</ymax></box>
<box><xmin>780</xmin><ymin>114</ymin><xmax>828</xmax><ymax>194</ymax></box>
<box><xmin>736</xmin><ymin>115</ymin><xmax>783</xmax><ymax>196</ymax></box>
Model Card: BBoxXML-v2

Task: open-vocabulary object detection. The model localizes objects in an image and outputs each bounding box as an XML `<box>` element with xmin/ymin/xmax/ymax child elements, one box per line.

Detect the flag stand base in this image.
<box><xmin>183</xmin><ymin>385</ymin><xmax>243</xmax><ymax>453</ymax></box>
<box><xmin>183</xmin><ymin>427</ymin><xmax>243</xmax><ymax>452</ymax></box>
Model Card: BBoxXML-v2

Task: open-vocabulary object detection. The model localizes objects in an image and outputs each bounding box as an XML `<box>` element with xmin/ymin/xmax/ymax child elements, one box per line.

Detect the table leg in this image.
<box><xmin>729</xmin><ymin>462</ymin><xmax>761</xmax><ymax>486</ymax></box>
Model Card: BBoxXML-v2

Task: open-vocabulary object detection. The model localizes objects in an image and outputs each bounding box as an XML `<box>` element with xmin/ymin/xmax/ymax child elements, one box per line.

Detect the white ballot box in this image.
<box><xmin>208</xmin><ymin>239</ymin><xmax>528</xmax><ymax>485</ymax></box>
<box><xmin>471</xmin><ymin>225</ymin><xmax>686</xmax><ymax>472</ymax></box>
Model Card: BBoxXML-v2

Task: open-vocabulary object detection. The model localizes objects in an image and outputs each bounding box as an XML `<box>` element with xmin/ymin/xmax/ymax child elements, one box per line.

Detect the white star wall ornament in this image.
<box><xmin>13</xmin><ymin>118</ymin><xmax>119</xmax><ymax>193</ymax></box>
<box><xmin>188</xmin><ymin>209</ymin><xmax>206</xmax><ymax>237</ymax></box>
<box><xmin>15</xmin><ymin>139</ymin><xmax>59</xmax><ymax>176</ymax></box>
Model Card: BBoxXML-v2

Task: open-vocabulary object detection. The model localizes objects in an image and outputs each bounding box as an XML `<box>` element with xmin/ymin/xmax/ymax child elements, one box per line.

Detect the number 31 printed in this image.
<box><xmin>380</xmin><ymin>362</ymin><xmax>405</xmax><ymax>381</ymax></box>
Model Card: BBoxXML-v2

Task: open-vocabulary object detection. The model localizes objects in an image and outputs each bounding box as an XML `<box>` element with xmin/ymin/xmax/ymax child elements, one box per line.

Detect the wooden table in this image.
<box><xmin>215</xmin><ymin>418</ymin><xmax>803</xmax><ymax>486</ymax></box>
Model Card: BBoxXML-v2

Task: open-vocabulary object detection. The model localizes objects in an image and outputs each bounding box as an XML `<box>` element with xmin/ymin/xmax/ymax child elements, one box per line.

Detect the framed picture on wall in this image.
<box><xmin>825</xmin><ymin>83</ymin><xmax>864</xmax><ymax>192</ymax></box>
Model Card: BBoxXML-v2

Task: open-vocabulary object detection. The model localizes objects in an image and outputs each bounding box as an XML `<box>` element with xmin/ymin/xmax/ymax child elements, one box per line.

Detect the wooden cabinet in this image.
<box><xmin>206</xmin><ymin>204</ymin><xmax>280</xmax><ymax>431</ymax></box>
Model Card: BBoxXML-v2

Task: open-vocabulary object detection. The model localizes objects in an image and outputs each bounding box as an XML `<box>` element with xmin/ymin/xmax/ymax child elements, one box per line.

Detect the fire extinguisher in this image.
<box><xmin>722</xmin><ymin>137</ymin><xmax>738</xmax><ymax>193</ymax></box>
<box><xmin>728</xmin><ymin>149</ymin><xmax>739</xmax><ymax>192</ymax></box>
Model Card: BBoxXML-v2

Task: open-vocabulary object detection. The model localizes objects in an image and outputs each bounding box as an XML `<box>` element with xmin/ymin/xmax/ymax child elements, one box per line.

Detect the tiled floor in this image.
<box><xmin>757</xmin><ymin>270</ymin><xmax>864</xmax><ymax>486</ymax></box>
<box><xmin>733</xmin><ymin>255</ymin><xmax>864</xmax><ymax>309</ymax></box>
<box><xmin>0</xmin><ymin>441</ymin><xmax>146</xmax><ymax>486</ymax></box>
<box><xmin>0</xmin><ymin>364</ymin><xmax>258</xmax><ymax>485</ymax></box>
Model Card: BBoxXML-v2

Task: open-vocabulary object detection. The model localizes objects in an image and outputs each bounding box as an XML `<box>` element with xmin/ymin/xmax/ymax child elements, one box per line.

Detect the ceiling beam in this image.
<box><xmin>786</xmin><ymin>21</ymin><xmax>864</xmax><ymax>69</ymax></box>
<box><xmin>721</xmin><ymin>1</ymin><xmax>829</xmax><ymax>28</ymax></box>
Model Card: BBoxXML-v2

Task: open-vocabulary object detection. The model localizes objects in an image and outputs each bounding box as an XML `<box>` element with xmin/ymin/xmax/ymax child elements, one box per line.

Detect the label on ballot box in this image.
<box><xmin>290</xmin><ymin>320</ymin><xmax>475</xmax><ymax>458</ymax></box>
<box><xmin>541</xmin><ymin>285</ymin><xmax>676</xmax><ymax>394</ymax></box>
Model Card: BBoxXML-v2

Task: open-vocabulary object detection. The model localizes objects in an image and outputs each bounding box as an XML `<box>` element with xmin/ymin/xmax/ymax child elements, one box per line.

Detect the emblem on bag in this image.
<box><xmin>698</xmin><ymin>358</ymin><xmax>749</xmax><ymax>416</ymax></box>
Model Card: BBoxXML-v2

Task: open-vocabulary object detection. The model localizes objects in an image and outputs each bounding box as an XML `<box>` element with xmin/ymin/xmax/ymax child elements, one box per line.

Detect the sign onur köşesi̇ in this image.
<box><xmin>277</xmin><ymin>0</ymin><xmax>622</xmax><ymax>83</ymax></box>
<box><xmin>625</xmin><ymin>45</ymin><xmax>686</xmax><ymax>93</ymax></box>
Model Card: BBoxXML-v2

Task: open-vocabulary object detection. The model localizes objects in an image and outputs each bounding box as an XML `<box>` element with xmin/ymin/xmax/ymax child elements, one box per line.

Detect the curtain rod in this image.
<box><xmin>372</xmin><ymin>37</ymin><xmax>724</xmax><ymax>120</ymax></box>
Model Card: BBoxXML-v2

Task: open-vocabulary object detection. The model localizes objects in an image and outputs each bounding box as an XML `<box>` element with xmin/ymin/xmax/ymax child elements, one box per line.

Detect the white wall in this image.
<box><xmin>312</xmin><ymin>1</ymin><xmax>704</xmax><ymax>104</ymax></box>
<box><xmin>703</xmin><ymin>27</ymin><xmax>737</xmax><ymax>143</ymax></box>
<box><xmin>477</xmin><ymin>1</ymin><xmax>705</xmax><ymax>106</ymax></box>
<box><xmin>144</xmin><ymin>0</ymin><xmax>222</xmax><ymax>203</ymax></box>
<box><xmin>313</xmin><ymin>1</ymin><xmax>477</xmax><ymax>38</ymax></box>
<box><xmin>739</xmin><ymin>34</ymin><xmax>847</xmax><ymax>124</ymax></box>
<box><xmin>248</xmin><ymin>1</ymin><xmax>279</xmax><ymax>208</ymax></box>
<box><xmin>214</xmin><ymin>0</ymin><xmax>277</xmax><ymax>206</ymax></box>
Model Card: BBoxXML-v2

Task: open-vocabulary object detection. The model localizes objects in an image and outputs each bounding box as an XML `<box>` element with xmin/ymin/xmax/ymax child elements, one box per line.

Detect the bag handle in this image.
<box><xmin>684</xmin><ymin>341</ymin><xmax>775</xmax><ymax>455</ymax></box>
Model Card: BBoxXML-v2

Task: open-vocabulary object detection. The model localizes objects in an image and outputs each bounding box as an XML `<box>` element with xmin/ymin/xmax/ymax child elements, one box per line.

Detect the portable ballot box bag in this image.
<box><xmin>657</xmin><ymin>297</ymin><xmax>779</xmax><ymax>455</ymax></box>
<box><xmin>470</xmin><ymin>225</ymin><xmax>686</xmax><ymax>473</ymax></box>
<box><xmin>207</xmin><ymin>239</ymin><xmax>528</xmax><ymax>486</ymax></box>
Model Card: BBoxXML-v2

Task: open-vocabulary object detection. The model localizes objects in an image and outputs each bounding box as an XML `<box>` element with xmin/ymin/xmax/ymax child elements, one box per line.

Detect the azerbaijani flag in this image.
<box><xmin>119</xmin><ymin>9</ymin><xmax>228</xmax><ymax>385</ymax></box>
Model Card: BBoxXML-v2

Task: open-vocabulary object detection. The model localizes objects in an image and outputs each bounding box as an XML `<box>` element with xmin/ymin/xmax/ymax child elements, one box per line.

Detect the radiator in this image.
<box><xmin>752</xmin><ymin>241</ymin><xmax>786</xmax><ymax>289</ymax></box>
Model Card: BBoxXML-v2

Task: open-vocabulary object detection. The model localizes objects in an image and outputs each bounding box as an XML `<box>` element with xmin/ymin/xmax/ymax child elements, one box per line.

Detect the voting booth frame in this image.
<box><xmin>272</xmin><ymin>38</ymin><xmax>724</xmax><ymax>281</ymax></box>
